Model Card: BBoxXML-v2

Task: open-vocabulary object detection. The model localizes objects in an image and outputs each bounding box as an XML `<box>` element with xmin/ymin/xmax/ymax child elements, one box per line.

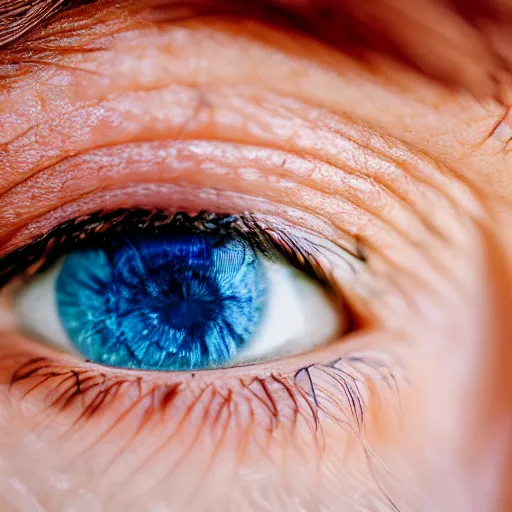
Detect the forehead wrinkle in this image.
<box><xmin>0</xmin><ymin>2</ymin><xmax>509</xmax><ymax>206</ymax></box>
<box><xmin>1</xmin><ymin>0</ymin><xmax>512</xmax><ymax>105</ymax></box>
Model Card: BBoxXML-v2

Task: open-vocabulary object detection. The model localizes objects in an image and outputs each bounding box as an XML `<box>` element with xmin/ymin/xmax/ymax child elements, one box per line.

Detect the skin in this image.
<box><xmin>0</xmin><ymin>1</ymin><xmax>511</xmax><ymax>511</ymax></box>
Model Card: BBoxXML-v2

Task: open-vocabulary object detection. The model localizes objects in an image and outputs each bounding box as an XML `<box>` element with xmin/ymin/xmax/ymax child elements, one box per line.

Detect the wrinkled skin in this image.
<box><xmin>0</xmin><ymin>1</ymin><xmax>511</xmax><ymax>511</ymax></box>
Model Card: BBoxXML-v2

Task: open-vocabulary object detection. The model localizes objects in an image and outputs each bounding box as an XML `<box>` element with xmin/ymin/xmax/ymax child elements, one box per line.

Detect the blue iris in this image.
<box><xmin>55</xmin><ymin>234</ymin><xmax>268</xmax><ymax>370</ymax></box>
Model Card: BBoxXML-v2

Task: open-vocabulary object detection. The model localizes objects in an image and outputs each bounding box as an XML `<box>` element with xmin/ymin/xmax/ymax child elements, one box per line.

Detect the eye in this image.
<box><xmin>13</xmin><ymin>211</ymin><xmax>344</xmax><ymax>371</ymax></box>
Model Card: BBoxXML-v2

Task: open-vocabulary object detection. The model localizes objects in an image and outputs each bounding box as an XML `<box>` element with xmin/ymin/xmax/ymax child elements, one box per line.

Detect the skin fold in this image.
<box><xmin>0</xmin><ymin>1</ymin><xmax>511</xmax><ymax>511</ymax></box>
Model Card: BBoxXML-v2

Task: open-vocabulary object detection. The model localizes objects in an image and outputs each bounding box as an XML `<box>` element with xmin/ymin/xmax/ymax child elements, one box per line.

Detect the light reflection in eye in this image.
<box><xmin>13</xmin><ymin>210</ymin><xmax>344</xmax><ymax>371</ymax></box>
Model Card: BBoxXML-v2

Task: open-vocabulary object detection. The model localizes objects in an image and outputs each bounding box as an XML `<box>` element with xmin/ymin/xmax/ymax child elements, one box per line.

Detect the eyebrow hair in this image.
<box><xmin>0</xmin><ymin>1</ymin><xmax>96</xmax><ymax>48</ymax></box>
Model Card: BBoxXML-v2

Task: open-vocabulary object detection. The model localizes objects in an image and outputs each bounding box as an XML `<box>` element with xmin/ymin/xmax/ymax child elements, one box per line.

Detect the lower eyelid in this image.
<box><xmin>3</xmin><ymin>346</ymin><xmax>402</xmax><ymax>472</ymax></box>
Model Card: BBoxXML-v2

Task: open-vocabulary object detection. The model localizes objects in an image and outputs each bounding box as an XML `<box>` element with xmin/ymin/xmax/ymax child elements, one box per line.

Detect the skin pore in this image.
<box><xmin>0</xmin><ymin>1</ymin><xmax>512</xmax><ymax>511</ymax></box>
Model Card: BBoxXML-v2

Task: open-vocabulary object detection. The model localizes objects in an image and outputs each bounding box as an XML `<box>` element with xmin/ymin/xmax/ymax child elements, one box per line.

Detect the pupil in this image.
<box><xmin>143</xmin><ymin>268</ymin><xmax>222</xmax><ymax>329</ymax></box>
<box><xmin>55</xmin><ymin>234</ymin><xmax>268</xmax><ymax>371</ymax></box>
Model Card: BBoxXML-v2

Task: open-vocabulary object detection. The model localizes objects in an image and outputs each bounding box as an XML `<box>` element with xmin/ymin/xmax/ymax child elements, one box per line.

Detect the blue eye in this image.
<box><xmin>55</xmin><ymin>234</ymin><xmax>267</xmax><ymax>371</ymax></box>
<box><xmin>15</xmin><ymin>213</ymin><xmax>344</xmax><ymax>371</ymax></box>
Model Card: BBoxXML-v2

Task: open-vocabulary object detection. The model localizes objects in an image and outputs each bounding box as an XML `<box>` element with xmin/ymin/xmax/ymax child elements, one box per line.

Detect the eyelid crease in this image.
<box><xmin>0</xmin><ymin>81</ymin><xmax>484</xmax><ymax>249</ymax></box>
<box><xmin>0</xmin><ymin>181</ymin><xmax>373</xmax><ymax>290</ymax></box>
<box><xmin>0</xmin><ymin>177</ymin><xmax>464</xmax><ymax>316</ymax></box>
<box><xmin>0</xmin><ymin>107</ymin><xmax>476</xmax><ymax>276</ymax></box>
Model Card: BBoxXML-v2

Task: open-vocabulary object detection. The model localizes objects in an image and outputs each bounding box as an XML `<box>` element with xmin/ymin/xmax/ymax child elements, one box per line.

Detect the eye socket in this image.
<box><xmin>13</xmin><ymin>212</ymin><xmax>344</xmax><ymax>371</ymax></box>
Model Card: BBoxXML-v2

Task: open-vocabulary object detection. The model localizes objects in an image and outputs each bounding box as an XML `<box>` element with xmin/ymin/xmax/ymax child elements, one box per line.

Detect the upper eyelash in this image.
<box><xmin>0</xmin><ymin>208</ymin><xmax>366</xmax><ymax>288</ymax></box>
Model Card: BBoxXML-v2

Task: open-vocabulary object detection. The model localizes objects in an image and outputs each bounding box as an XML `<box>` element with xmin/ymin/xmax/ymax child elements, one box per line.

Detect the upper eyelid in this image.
<box><xmin>0</xmin><ymin>146</ymin><xmax>480</xmax><ymax>309</ymax></box>
<box><xmin>0</xmin><ymin>84</ymin><xmax>483</xmax><ymax>302</ymax></box>
<box><xmin>0</xmin><ymin>83</ymin><xmax>477</xmax><ymax>230</ymax></box>
<box><xmin>0</xmin><ymin>209</ymin><xmax>364</xmax><ymax>288</ymax></box>
<box><xmin>0</xmin><ymin>66</ymin><xmax>481</xmax><ymax>223</ymax></box>
<box><xmin>0</xmin><ymin>176</ymin><xmax>438</xmax><ymax>302</ymax></box>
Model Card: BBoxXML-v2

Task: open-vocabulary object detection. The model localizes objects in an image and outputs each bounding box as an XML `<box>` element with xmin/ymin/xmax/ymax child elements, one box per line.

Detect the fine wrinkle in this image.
<box><xmin>1</xmin><ymin>0</ymin><xmax>512</xmax><ymax>106</ymax></box>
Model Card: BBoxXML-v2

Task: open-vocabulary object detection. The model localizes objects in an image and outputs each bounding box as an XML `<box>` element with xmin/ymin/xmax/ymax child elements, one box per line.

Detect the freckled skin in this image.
<box><xmin>0</xmin><ymin>1</ymin><xmax>511</xmax><ymax>511</ymax></box>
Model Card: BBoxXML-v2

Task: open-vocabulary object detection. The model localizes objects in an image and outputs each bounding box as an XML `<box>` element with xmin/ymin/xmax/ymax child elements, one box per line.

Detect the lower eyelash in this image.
<box><xmin>5</xmin><ymin>354</ymin><xmax>406</xmax><ymax>512</ymax></box>
<box><xmin>8</xmin><ymin>354</ymin><xmax>402</xmax><ymax>457</ymax></box>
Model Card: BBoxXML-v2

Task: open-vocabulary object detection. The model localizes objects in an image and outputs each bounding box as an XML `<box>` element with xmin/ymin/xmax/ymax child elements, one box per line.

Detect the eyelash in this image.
<box><xmin>0</xmin><ymin>208</ymin><xmax>355</xmax><ymax>289</ymax></box>
<box><xmin>0</xmin><ymin>206</ymin><xmax>402</xmax><ymax>484</ymax></box>
<box><xmin>5</xmin><ymin>350</ymin><xmax>403</xmax><ymax>512</ymax></box>
<box><xmin>9</xmin><ymin>353</ymin><xmax>400</xmax><ymax>448</ymax></box>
